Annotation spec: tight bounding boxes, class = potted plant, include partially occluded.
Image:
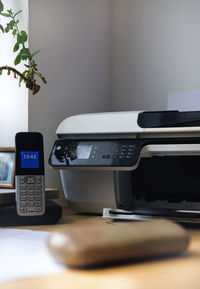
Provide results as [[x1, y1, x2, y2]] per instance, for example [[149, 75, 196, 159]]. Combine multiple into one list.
[[0, 0, 46, 95]]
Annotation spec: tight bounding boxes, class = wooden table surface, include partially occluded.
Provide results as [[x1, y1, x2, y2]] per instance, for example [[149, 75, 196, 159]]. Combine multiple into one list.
[[1, 208, 200, 289]]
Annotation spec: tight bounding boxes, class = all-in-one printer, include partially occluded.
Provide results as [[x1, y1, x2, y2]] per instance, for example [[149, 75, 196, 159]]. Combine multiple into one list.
[[49, 110, 200, 223]]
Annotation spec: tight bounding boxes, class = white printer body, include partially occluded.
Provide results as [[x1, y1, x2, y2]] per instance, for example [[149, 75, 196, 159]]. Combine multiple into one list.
[[49, 111, 200, 222]]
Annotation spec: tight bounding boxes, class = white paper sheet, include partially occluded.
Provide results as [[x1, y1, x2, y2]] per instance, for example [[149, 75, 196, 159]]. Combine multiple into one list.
[[0, 228, 66, 284]]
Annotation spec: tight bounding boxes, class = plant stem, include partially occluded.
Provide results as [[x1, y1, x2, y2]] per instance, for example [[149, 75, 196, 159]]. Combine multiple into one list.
[[0, 65, 27, 80], [0, 65, 40, 95]]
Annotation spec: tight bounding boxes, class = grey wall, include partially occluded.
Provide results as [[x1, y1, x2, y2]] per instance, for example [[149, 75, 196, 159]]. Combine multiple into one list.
[[111, 0, 200, 111], [29, 0, 200, 203], [29, 0, 112, 199]]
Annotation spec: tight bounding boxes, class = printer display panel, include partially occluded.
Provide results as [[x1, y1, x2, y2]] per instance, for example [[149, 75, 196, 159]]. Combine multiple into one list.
[[76, 145, 92, 159], [49, 140, 141, 168]]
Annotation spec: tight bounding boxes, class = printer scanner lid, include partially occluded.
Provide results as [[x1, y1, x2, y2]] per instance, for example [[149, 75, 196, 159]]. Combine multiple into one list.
[[56, 110, 200, 137], [56, 111, 143, 136]]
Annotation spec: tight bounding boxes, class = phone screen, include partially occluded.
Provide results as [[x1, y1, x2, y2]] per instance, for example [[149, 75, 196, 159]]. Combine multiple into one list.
[[15, 132, 44, 175], [21, 151, 39, 168]]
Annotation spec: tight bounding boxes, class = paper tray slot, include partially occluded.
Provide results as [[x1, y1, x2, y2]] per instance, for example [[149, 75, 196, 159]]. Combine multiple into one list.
[[141, 144, 200, 157]]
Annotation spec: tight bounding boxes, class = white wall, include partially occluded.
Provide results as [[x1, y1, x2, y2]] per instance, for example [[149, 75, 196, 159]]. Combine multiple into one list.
[[29, 0, 112, 195], [111, 0, 200, 111], [0, 0, 28, 147]]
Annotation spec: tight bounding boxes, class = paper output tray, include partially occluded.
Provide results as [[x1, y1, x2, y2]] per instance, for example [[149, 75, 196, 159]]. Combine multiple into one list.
[[103, 208, 200, 224]]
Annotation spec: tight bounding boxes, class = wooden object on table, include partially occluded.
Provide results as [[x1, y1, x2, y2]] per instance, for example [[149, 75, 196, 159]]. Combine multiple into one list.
[[2, 209, 200, 289], [47, 219, 189, 267]]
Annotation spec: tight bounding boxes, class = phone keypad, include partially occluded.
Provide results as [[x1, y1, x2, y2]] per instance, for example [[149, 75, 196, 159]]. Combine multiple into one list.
[[16, 175, 45, 216]]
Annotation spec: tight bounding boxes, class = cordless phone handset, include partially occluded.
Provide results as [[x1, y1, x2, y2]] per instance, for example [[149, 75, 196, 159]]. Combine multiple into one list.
[[15, 132, 45, 216]]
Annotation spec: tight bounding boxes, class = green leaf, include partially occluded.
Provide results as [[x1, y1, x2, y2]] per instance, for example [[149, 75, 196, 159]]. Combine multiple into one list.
[[12, 29, 17, 36], [21, 30, 28, 43], [7, 9, 13, 15], [14, 54, 22, 65], [13, 42, 19, 52], [22, 70, 30, 79], [0, 0, 3, 12], [0, 12, 11, 17], [35, 72, 47, 84], [14, 10, 22, 18], [31, 49, 41, 58], [5, 20, 15, 33], [17, 30, 28, 44], [20, 47, 31, 60], [0, 69, 2, 75], [14, 47, 31, 66]]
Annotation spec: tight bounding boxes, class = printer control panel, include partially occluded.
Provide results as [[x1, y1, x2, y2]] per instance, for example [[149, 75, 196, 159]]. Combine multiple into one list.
[[49, 140, 143, 168]]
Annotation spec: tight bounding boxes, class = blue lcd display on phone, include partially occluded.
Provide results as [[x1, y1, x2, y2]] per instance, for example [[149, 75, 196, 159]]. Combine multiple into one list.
[[21, 151, 39, 168]]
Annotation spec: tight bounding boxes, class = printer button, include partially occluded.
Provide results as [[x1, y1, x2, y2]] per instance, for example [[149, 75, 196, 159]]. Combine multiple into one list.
[[103, 155, 111, 159], [128, 147, 135, 151], [126, 155, 133, 159], [128, 148, 134, 151], [56, 145, 62, 150], [121, 148, 127, 152]]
